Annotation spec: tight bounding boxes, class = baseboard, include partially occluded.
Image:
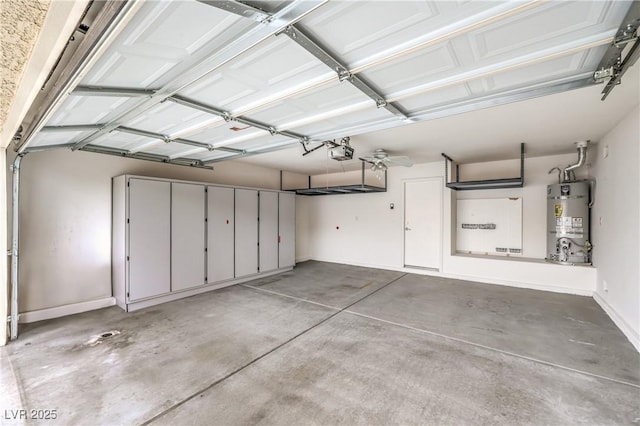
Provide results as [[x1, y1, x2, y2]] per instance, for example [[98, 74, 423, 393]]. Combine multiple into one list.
[[123, 268, 293, 312], [440, 272, 593, 297], [19, 297, 116, 324], [593, 292, 640, 352], [295, 256, 311, 263], [307, 257, 593, 296]]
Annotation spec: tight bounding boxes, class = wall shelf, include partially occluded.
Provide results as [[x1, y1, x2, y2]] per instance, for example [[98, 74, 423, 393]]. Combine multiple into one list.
[[442, 143, 525, 191]]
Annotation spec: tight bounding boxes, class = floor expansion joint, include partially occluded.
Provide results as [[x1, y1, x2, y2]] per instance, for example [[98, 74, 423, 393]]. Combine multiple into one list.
[[141, 274, 408, 425], [242, 277, 639, 390]]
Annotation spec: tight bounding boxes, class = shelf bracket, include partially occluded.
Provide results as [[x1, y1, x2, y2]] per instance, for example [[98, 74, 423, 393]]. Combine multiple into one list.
[[442, 143, 525, 191]]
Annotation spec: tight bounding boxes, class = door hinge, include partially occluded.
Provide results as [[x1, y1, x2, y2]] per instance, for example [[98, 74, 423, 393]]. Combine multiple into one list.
[[205, 276, 207, 281], [127, 256, 130, 261], [205, 248, 208, 252], [127, 181, 130, 187], [205, 218, 208, 222], [127, 218, 130, 224], [594, 66, 615, 83]]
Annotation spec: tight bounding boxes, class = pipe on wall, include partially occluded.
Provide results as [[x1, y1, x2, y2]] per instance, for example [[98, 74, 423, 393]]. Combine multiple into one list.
[[563, 140, 588, 182], [10, 154, 24, 340]]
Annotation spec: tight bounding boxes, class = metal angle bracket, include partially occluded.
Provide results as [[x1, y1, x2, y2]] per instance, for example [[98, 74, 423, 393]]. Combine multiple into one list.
[[278, 25, 407, 119], [71, 86, 156, 97], [116, 126, 216, 152], [593, 1, 640, 100], [168, 95, 311, 143], [80, 144, 212, 169]]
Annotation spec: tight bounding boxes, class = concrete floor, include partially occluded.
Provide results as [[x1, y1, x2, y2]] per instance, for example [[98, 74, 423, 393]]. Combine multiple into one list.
[[2, 261, 639, 425]]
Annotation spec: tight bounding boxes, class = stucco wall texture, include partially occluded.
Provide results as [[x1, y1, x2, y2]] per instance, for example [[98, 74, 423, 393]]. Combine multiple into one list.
[[0, 0, 50, 133]]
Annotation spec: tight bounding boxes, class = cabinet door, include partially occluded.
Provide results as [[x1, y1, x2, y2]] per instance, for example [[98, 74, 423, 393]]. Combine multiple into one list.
[[259, 191, 278, 273], [128, 179, 171, 300], [278, 192, 296, 268], [235, 189, 258, 277], [207, 186, 235, 283], [171, 183, 205, 291]]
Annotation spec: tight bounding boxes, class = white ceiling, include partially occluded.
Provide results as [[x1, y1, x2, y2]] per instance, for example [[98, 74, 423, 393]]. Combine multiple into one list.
[[21, 0, 638, 175]]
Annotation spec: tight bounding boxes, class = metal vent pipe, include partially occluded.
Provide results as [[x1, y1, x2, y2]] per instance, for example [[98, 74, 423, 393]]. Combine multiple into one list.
[[563, 140, 588, 182]]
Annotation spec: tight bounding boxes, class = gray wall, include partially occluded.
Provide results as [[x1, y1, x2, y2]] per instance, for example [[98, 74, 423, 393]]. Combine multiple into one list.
[[592, 106, 640, 350]]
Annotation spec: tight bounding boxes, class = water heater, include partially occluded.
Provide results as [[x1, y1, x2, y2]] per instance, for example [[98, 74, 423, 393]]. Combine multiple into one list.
[[546, 141, 592, 265], [546, 181, 591, 265]]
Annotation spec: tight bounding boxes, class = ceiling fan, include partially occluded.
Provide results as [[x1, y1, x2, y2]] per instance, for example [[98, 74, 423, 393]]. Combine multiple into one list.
[[359, 149, 414, 171]]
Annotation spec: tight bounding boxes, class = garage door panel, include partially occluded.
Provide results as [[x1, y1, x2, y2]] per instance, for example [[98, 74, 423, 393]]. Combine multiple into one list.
[[179, 36, 333, 112], [47, 95, 137, 126], [81, 1, 248, 89], [29, 130, 96, 148]]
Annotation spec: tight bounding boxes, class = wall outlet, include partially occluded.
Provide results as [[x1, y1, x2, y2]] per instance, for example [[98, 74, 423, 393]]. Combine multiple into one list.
[[603, 280, 608, 292], [603, 145, 609, 159]]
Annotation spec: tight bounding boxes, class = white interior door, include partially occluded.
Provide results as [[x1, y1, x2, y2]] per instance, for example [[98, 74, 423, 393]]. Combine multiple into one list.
[[207, 186, 235, 283], [404, 179, 442, 270], [235, 188, 258, 277], [278, 192, 296, 268], [259, 191, 279, 273], [171, 183, 205, 291], [128, 178, 171, 300]]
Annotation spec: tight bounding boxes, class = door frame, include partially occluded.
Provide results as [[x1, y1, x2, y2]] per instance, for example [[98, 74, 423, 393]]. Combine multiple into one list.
[[402, 177, 443, 271]]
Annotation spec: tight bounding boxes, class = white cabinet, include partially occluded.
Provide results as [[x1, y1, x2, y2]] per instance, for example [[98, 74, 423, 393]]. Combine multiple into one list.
[[128, 178, 171, 300], [113, 175, 295, 311], [259, 191, 279, 273], [207, 186, 234, 283], [278, 192, 296, 268], [171, 183, 206, 291], [235, 188, 258, 277]]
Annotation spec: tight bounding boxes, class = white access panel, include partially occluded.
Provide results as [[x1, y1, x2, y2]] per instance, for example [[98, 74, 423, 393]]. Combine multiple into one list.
[[171, 182, 205, 291], [278, 192, 296, 268], [128, 178, 171, 300], [207, 186, 235, 283], [259, 191, 279, 273], [234, 188, 258, 277], [456, 198, 522, 256], [404, 179, 442, 270]]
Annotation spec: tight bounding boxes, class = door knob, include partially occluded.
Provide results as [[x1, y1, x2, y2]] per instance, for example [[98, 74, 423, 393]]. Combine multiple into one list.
[[405, 227, 411, 231]]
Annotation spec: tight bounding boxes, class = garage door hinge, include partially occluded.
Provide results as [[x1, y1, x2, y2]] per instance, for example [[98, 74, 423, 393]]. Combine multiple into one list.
[[594, 66, 615, 83]]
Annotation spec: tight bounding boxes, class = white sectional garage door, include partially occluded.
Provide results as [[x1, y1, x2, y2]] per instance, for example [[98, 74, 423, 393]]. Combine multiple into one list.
[[16, 1, 635, 166]]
